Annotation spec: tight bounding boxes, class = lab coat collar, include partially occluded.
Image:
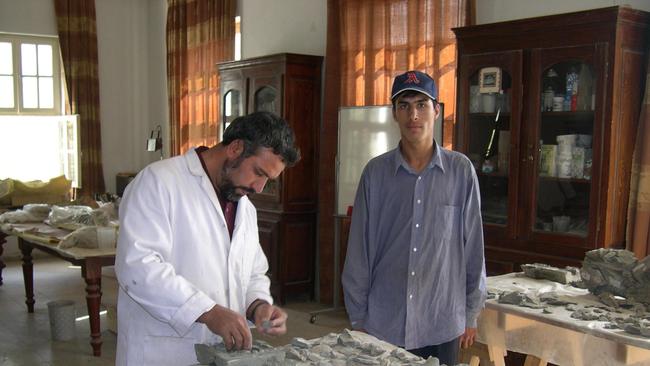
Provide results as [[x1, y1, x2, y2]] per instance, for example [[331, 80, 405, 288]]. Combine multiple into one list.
[[184, 148, 250, 242]]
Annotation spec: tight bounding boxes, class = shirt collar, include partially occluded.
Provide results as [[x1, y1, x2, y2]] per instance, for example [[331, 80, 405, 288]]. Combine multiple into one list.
[[392, 140, 445, 175]]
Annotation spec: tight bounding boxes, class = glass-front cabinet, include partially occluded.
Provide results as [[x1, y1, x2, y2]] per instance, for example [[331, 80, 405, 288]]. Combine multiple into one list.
[[453, 7, 650, 274]]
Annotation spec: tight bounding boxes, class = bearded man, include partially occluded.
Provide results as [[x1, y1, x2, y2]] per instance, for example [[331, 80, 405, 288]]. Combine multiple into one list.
[[115, 111, 300, 366]]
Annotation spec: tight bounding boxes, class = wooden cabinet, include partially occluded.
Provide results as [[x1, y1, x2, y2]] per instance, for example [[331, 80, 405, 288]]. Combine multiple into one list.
[[218, 53, 322, 303], [453, 7, 650, 275]]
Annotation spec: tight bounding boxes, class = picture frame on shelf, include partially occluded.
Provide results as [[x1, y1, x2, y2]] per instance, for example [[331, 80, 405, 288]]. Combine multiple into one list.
[[479, 67, 502, 94]]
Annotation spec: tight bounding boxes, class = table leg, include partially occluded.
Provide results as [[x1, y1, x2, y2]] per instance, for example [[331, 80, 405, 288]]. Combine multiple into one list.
[[0, 232, 7, 286], [487, 345, 507, 366], [18, 239, 35, 313], [82, 258, 103, 357], [524, 355, 548, 366]]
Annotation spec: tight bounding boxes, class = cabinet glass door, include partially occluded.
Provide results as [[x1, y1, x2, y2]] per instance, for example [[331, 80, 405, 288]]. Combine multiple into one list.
[[467, 68, 513, 226], [253, 85, 280, 197], [254, 86, 278, 114], [222, 89, 242, 137], [534, 60, 595, 237]]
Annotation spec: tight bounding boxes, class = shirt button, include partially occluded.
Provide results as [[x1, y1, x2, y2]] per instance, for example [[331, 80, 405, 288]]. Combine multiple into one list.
[[411, 271, 415, 276], [415, 223, 419, 228], [413, 247, 417, 252], [409, 294, 413, 299], [417, 199, 421, 204], [418, 176, 422, 181]]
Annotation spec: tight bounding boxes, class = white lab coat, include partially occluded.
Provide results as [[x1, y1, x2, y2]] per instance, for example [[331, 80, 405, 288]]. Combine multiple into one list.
[[115, 148, 273, 366]]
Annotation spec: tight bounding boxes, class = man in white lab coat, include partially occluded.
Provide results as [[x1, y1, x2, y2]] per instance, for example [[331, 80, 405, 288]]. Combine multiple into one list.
[[115, 111, 300, 365]]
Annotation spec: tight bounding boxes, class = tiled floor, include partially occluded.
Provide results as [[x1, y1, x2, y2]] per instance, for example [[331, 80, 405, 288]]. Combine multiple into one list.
[[0, 258, 349, 365]]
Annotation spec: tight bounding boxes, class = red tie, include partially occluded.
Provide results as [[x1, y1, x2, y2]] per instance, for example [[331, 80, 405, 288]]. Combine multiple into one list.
[[224, 201, 235, 239]]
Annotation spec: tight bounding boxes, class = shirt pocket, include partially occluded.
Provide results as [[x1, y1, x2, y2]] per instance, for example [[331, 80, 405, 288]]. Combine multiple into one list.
[[433, 205, 461, 243]]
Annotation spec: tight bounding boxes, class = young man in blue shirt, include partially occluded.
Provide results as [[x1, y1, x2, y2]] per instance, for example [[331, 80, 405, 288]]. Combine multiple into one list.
[[342, 70, 487, 365]]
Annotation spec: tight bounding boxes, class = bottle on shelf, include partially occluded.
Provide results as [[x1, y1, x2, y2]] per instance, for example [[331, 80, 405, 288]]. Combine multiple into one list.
[[543, 68, 561, 111], [482, 108, 501, 173], [565, 67, 579, 112]]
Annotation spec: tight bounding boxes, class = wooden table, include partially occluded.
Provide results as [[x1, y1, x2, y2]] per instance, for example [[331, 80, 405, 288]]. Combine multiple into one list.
[[1, 223, 115, 357], [464, 273, 650, 366]]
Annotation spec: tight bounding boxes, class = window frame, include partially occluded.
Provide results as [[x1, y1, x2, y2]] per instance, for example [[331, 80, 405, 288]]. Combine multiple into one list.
[[0, 33, 62, 115]]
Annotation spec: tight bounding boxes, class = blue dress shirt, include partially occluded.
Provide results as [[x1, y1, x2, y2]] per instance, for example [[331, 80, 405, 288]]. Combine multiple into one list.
[[342, 142, 487, 349]]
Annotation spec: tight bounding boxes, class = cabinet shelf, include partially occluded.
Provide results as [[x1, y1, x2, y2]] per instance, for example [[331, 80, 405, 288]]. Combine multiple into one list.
[[541, 111, 593, 118], [469, 112, 511, 118], [478, 171, 508, 178], [538, 176, 591, 184]]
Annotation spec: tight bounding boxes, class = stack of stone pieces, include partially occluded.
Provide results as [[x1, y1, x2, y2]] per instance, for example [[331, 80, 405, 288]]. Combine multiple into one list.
[[195, 329, 450, 366], [493, 249, 650, 338]]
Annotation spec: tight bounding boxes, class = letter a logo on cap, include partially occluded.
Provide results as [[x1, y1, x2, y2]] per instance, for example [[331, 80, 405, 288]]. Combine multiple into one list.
[[405, 72, 420, 84]]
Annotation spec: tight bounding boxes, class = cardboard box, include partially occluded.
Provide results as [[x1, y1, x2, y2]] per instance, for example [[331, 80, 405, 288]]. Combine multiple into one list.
[[539, 145, 557, 177]]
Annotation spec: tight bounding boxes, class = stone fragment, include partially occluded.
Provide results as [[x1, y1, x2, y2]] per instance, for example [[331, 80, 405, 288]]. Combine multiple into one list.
[[291, 337, 312, 349], [521, 263, 581, 284], [351, 354, 381, 365], [539, 292, 576, 306], [498, 291, 543, 309], [581, 249, 650, 304], [286, 348, 307, 361], [261, 320, 273, 332]]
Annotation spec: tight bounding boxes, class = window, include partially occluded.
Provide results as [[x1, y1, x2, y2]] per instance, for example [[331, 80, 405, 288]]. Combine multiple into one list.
[[0, 33, 62, 114], [0, 33, 80, 188], [235, 16, 241, 61]]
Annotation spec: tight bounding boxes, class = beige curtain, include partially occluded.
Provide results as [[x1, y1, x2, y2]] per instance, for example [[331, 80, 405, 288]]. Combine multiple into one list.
[[167, 0, 236, 155], [627, 64, 650, 257], [54, 0, 105, 196], [318, 0, 472, 305]]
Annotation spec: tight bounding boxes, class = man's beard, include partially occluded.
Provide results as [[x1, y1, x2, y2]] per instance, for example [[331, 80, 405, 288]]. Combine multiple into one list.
[[217, 157, 255, 202]]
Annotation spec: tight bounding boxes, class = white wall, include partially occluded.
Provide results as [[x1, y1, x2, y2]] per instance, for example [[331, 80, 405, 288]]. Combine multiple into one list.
[[476, 0, 650, 24], [95, 0, 168, 194], [239, 0, 327, 58]]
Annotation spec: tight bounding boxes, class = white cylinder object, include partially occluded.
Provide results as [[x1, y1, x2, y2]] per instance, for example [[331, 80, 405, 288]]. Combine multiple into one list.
[[47, 300, 76, 341], [482, 93, 496, 113]]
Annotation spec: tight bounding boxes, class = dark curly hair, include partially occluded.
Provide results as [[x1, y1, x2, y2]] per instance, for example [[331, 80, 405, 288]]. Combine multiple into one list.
[[222, 111, 301, 167]]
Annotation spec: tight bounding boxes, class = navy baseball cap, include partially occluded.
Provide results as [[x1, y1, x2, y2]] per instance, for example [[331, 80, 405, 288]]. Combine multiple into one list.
[[390, 70, 438, 102]]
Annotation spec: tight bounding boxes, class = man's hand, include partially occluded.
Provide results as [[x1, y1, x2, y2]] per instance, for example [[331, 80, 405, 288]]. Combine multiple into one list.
[[253, 303, 288, 336], [197, 304, 252, 351], [459, 327, 477, 349]]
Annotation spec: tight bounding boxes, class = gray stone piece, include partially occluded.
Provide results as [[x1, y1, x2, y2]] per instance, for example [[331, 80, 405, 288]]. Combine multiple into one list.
[[581, 248, 650, 304], [291, 337, 312, 349], [570, 308, 610, 321], [520, 263, 581, 284], [539, 291, 577, 306], [565, 304, 578, 311], [261, 320, 273, 332], [497, 291, 544, 309], [194, 341, 285, 366]]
